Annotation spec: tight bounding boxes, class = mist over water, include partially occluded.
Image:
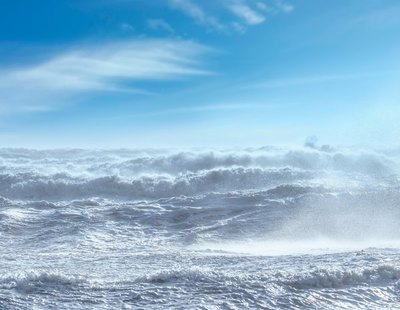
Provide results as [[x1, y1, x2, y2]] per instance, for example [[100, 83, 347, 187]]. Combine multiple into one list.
[[1, 145, 400, 309]]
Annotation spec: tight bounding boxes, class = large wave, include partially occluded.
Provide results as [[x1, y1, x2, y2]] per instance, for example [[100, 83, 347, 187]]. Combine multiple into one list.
[[0, 146, 398, 201], [0, 167, 310, 200], [0, 146, 397, 176]]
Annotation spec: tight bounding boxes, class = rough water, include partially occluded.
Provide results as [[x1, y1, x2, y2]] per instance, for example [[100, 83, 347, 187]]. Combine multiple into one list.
[[1, 146, 400, 309]]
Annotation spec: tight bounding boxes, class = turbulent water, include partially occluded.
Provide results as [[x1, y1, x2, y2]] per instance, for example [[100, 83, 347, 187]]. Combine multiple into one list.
[[1, 146, 400, 309]]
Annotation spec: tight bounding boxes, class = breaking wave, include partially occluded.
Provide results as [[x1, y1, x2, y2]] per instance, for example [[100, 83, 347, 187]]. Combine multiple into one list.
[[0, 147, 397, 176], [0, 168, 310, 200], [0, 146, 398, 201], [284, 265, 400, 289], [137, 264, 400, 290]]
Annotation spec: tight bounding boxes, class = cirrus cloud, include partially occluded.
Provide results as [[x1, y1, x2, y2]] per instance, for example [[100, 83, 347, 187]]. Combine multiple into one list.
[[168, 0, 293, 32], [0, 39, 213, 114]]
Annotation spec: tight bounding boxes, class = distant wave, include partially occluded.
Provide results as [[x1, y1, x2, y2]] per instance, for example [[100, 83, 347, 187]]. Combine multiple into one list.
[[137, 264, 400, 290], [0, 168, 309, 200], [0, 147, 396, 177], [0, 146, 398, 201], [284, 265, 400, 289], [102, 149, 394, 176]]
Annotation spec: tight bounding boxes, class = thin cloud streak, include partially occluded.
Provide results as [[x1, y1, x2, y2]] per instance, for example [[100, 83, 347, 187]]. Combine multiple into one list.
[[249, 73, 377, 89], [0, 39, 213, 113], [107, 102, 285, 121], [346, 3, 400, 29]]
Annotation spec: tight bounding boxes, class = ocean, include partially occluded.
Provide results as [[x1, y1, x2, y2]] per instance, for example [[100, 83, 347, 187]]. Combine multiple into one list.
[[1, 146, 400, 309]]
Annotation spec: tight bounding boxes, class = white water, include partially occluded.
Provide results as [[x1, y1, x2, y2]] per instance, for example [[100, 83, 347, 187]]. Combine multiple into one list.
[[1, 146, 400, 309]]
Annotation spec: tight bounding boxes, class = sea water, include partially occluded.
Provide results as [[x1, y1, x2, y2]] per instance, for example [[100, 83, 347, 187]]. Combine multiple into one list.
[[1, 146, 400, 309]]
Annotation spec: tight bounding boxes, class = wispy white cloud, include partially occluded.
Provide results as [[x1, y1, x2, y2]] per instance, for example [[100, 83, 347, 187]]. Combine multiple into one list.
[[120, 22, 135, 32], [169, 102, 277, 113], [273, 0, 294, 13], [108, 102, 282, 120], [147, 19, 175, 34], [79, 0, 293, 34], [229, 2, 266, 25], [168, 0, 225, 30], [255, 1, 269, 11], [168, 0, 293, 32], [347, 3, 400, 29], [0, 40, 213, 113]]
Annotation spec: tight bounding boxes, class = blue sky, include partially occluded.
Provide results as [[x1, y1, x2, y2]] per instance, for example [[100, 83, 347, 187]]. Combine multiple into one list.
[[0, 0, 399, 148]]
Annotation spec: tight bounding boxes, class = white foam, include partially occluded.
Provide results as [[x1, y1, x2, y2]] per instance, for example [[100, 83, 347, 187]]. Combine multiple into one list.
[[192, 239, 400, 256]]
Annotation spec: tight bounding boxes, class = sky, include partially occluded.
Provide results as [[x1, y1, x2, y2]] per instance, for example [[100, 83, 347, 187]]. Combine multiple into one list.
[[0, 0, 399, 148]]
